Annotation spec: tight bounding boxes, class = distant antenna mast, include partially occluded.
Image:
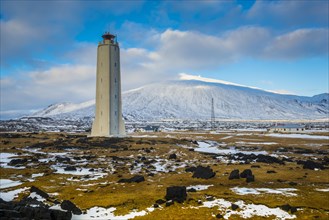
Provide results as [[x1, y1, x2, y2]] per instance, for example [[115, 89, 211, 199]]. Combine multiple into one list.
[[211, 98, 215, 130]]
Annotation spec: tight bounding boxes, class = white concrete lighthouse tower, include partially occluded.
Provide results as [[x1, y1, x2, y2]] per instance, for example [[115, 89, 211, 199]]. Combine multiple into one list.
[[90, 32, 126, 137]]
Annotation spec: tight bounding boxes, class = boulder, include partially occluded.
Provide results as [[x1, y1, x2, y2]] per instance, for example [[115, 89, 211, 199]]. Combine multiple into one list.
[[267, 170, 277, 174], [192, 166, 216, 179], [8, 158, 27, 166], [165, 186, 187, 203], [61, 200, 82, 215], [229, 169, 240, 180], [216, 213, 223, 218], [118, 175, 145, 183], [246, 175, 255, 183], [185, 166, 197, 173], [231, 203, 239, 210], [30, 186, 49, 199], [168, 153, 177, 160], [240, 169, 252, 178], [301, 160, 324, 170], [64, 166, 77, 171]]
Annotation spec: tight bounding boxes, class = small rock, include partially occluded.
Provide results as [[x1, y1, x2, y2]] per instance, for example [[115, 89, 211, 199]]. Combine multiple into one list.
[[155, 199, 166, 205], [192, 166, 216, 179], [8, 158, 27, 166], [169, 154, 177, 160], [118, 175, 145, 183], [246, 175, 255, 183], [240, 169, 252, 178], [165, 186, 187, 203], [30, 186, 49, 199], [231, 203, 239, 210], [187, 188, 197, 192], [267, 170, 277, 174], [64, 166, 77, 171], [61, 200, 82, 215], [229, 169, 240, 180], [216, 213, 223, 218], [185, 166, 197, 173], [289, 182, 297, 186]]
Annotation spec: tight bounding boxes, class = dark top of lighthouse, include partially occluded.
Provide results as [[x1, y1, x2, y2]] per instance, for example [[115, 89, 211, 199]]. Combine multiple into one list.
[[102, 32, 115, 40]]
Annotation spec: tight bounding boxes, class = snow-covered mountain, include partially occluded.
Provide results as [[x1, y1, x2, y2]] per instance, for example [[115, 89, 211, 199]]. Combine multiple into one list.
[[31, 77, 329, 121]]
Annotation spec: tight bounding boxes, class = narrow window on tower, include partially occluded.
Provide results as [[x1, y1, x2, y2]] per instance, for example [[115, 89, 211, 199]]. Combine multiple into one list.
[[115, 111, 117, 116], [115, 94, 117, 99], [115, 78, 117, 83], [115, 62, 117, 67]]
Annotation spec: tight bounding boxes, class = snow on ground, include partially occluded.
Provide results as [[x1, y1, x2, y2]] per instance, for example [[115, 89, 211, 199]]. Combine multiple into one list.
[[201, 198, 296, 219], [315, 188, 329, 192], [0, 179, 22, 189], [235, 141, 277, 145], [231, 187, 298, 196], [265, 133, 329, 140], [71, 206, 155, 220], [0, 187, 29, 201], [196, 141, 268, 155], [186, 185, 213, 191]]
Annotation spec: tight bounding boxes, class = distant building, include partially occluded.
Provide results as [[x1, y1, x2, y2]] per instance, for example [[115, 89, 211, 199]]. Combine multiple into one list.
[[268, 124, 306, 133], [134, 125, 160, 132]]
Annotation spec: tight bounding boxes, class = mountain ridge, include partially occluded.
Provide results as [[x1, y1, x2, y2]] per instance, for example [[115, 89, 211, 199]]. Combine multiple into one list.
[[30, 78, 329, 121]]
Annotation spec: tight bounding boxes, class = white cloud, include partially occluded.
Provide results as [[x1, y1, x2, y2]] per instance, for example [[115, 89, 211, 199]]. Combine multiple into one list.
[[1, 27, 328, 113]]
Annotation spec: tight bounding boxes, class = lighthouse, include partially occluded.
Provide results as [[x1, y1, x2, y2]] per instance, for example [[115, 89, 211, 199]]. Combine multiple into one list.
[[90, 32, 126, 137]]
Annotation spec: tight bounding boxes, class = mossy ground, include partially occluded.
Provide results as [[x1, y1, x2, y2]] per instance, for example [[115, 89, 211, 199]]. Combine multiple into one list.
[[0, 131, 328, 219]]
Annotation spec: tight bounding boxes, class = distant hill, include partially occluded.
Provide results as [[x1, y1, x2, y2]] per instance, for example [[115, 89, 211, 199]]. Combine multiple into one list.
[[31, 77, 329, 121]]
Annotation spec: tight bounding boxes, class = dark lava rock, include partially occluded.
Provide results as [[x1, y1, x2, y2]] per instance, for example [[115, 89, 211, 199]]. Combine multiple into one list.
[[153, 203, 159, 208], [246, 175, 255, 183], [165, 200, 174, 207], [267, 170, 277, 174], [64, 166, 77, 171], [55, 156, 70, 163], [8, 158, 27, 166], [280, 204, 297, 213], [61, 200, 82, 215], [240, 169, 252, 178], [289, 182, 297, 186], [30, 186, 49, 199], [118, 175, 145, 183], [165, 186, 187, 203], [251, 165, 261, 168], [185, 166, 197, 173], [0, 197, 71, 220], [192, 166, 216, 179], [216, 213, 224, 218], [298, 160, 324, 170], [187, 188, 197, 192], [169, 153, 177, 160], [229, 153, 285, 165], [155, 199, 166, 205], [231, 203, 239, 210], [229, 169, 240, 180]]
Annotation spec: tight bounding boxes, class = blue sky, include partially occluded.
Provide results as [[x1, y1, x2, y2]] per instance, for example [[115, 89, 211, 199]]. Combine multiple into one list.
[[0, 0, 328, 118]]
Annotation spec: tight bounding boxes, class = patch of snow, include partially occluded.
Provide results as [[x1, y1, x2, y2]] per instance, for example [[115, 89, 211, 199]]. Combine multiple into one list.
[[196, 141, 268, 155], [236, 141, 277, 145], [315, 188, 329, 192], [32, 173, 44, 178], [231, 187, 298, 196], [187, 185, 213, 191], [72, 206, 155, 220], [0, 179, 22, 189], [201, 198, 296, 219], [29, 192, 46, 202], [0, 187, 29, 201]]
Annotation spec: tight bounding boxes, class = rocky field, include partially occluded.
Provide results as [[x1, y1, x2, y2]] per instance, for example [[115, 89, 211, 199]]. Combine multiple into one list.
[[0, 130, 328, 219]]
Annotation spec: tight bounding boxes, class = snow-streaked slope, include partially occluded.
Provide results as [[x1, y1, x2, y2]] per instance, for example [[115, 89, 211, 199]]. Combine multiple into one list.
[[32, 79, 329, 121]]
